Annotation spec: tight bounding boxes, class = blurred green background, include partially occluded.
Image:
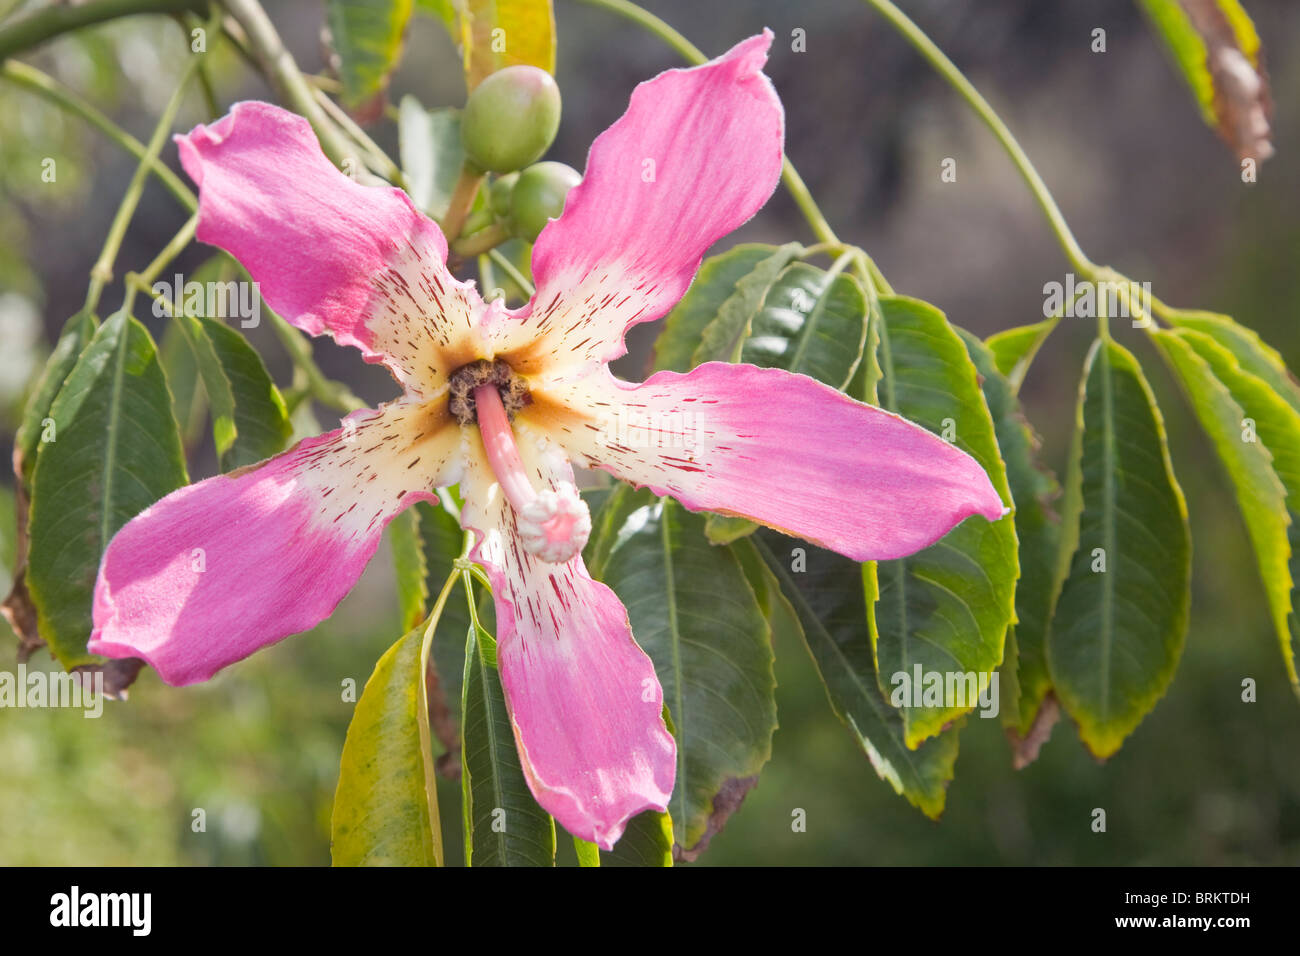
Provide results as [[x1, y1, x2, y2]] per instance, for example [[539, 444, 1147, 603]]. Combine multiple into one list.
[[1, 0, 1298, 865]]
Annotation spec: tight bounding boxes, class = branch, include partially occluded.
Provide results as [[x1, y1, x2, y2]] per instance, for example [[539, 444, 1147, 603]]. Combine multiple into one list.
[[221, 0, 362, 174], [0, 0, 205, 62]]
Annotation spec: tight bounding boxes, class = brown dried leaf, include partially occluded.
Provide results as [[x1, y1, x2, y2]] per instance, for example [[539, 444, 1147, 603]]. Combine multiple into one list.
[[673, 775, 758, 863], [424, 646, 461, 778], [1006, 692, 1061, 770], [1180, 0, 1273, 161], [72, 658, 145, 700]]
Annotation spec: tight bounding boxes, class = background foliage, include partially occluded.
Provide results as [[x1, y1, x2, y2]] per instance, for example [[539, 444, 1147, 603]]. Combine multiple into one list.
[[1, 0, 1298, 865]]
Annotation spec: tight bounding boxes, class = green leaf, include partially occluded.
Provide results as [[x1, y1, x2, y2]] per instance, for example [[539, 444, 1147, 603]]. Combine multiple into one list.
[[984, 316, 1060, 393], [601, 809, 673, 867], [858, 291, 885, 404], [572, 836, 600, 867], [162, 258, 292, 472], [26, 310, 188, 669], [591, 488, 776, 857], [198, 317, 292, 471], [870, 296, 1018, 747], [332, 619, 444, 866], [390, 508, 429, 633], [1047, 338, 1190, 759], [1162, 308, 1300, 417], [691, 243, 803, 367], [459, 0, 556, 90], [416, 500, 471, 721], [703, 513, 758, 546], [415, 0, 458, 31], [730, 537, 805, 664], [1137, 0, 1271, 159], [460, 622, 556, 866], [757, 536, 960, 819], [158, 317, 207, 449], [169, 311, 237, 464], [1156, 327, 1300, 688], [657, 245, 867, 552], [960, 330, 1061, 742], [398, 98, 466, 220], [653, 244, 783, 374], [326, 0, 415, 109], [998, 625, 1022, 726], [14, 309, 96, 490], [740, 260, 868, 390]]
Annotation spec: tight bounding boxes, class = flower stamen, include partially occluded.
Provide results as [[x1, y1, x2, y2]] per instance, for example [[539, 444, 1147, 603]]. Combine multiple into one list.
[[448, 358, 530, 425], [474, 383, 591, 563]]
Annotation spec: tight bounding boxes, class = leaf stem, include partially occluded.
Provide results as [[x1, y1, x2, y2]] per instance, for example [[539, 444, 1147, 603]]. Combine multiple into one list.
[[570, 0, 705, 63], [780, 159, 839, 246], [450, 221, 510, 258], [221, 0, 360, 172], [569, 0, 843, 247], [860, 0, 1096, 276], [441, 165, 485, 242], [0, 0, 204, 62], [267, 313, 365, 413], [137, 214, 199, 288], [478, 254, 498, 300], [312, 85, 405, 185], [417, 566, 461, 868], [488, 248, 535, 298], [120, 213, 198, 315], [84, 23, 209, 313]]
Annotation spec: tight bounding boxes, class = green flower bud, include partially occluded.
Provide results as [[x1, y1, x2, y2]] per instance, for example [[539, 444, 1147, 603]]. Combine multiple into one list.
[[461, 66, 561, 174], [490, 172, 519, 220], [510, 161, 582, 242]]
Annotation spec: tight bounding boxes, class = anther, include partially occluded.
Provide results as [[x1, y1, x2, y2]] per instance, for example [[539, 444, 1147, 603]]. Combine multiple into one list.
[[448, 358, 530, 425]]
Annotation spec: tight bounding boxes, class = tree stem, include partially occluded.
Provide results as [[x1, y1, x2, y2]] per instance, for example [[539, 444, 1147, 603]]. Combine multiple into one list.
[[312, 85, 404, 185], [0, 0, 204, 62], [135, 213, 199, 288], [488, 248, 535, 298], [451, 221, 510, 258], [860, 0, 1096, 276], [85, 27, 208, 313], [570, 0, 843, 247], [440, 165, 485, 241], [221, 0, 360, 172], [267, 313, 366, 413]]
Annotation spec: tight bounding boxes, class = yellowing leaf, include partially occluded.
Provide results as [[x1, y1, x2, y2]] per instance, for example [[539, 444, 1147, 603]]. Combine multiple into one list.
[[332, 620, 444, 866], [1048, 339, 1190, 759], [460, 0, 556, 89], [327, 0, 416, 111]]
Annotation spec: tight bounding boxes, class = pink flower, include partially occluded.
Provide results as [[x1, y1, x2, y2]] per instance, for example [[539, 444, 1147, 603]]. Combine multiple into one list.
[[87, 32, 1004, 848]]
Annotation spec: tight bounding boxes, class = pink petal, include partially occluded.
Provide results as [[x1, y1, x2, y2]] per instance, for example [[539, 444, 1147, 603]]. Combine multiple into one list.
[[527, 363, 1008, 562], [176, 101, 483, 391], [490, 32, 784, 381], [89, 401, 463, 685], [460, 437, 675, 849]]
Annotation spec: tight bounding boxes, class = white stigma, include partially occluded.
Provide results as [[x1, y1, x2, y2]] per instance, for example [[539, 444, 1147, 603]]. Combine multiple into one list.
[[516, 483, 592, 564]]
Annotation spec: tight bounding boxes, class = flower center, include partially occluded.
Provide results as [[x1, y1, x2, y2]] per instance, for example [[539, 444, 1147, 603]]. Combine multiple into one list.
[[468, 365, 591, 565], [448, 358, 531, 425]]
